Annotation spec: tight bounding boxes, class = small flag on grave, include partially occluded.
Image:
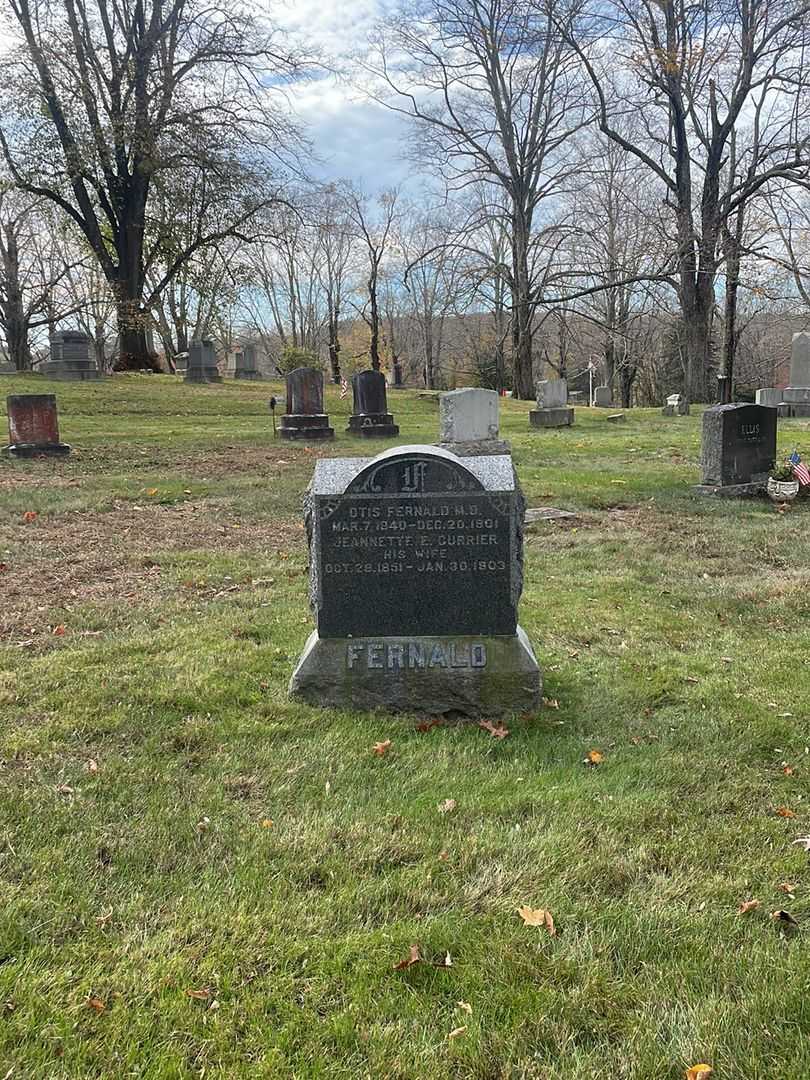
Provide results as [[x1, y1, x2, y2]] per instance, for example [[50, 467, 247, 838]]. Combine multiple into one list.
[[789, 450, 810, 487]]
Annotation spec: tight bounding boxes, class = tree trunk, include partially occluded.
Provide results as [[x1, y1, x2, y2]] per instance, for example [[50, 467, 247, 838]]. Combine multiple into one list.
[[681, 297, 714, 402], [511, 211, 534, 399], [619, 364, 636, 408], [2, 229, 32, 370], [115, 295, 158, 370], [328, 303, 341, 383]]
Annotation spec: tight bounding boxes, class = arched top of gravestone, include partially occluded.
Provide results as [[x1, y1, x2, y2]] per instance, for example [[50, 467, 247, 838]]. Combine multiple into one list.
[[352, 369, 387, 414], [346, 444, 484, 496], [286, 366, 324, 415]]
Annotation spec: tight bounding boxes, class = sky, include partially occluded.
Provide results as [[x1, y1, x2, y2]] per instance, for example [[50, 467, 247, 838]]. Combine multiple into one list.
[[271, 0, 415, 191]]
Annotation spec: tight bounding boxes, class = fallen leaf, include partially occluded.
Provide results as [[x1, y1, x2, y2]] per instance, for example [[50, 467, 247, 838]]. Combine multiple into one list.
[[457, 1001, 472, 1015], [86, 996, 106, 1012], [415, 718, 443, 732], [738, 899, 760, 914], [85, 759, 99, 774], [22, 511, 38, 523], [260, 819, 273, 828], [393, 944, 422, 971], [771, 909, 799, 928], [447, 1026, 467, 1040], [146, 488, 158, 496], [439, 850, 449, 861], [438, 799, 456, 814], [775, 807, 797, 818], [778, 882, 797, 897], [542, 697, 559, 709], [518, 906, 556, 935], [52, 624, 66, 636], [584, 749, 604, 765], [186, 988, 211, 1000], [55, 784, 74, 795], [783, 764, 795, 776], [479, 719, 509, 739], [685, 1066, 712, 1080], [373, 739, 392, 756], [196, 816, 211, 833]]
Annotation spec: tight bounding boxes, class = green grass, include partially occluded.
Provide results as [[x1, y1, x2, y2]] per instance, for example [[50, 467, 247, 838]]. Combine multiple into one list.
[[2, 374, 810, 1079]]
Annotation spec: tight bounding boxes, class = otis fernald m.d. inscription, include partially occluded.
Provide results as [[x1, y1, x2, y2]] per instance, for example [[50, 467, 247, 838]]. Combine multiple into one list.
[[289, 445, 540, 717]]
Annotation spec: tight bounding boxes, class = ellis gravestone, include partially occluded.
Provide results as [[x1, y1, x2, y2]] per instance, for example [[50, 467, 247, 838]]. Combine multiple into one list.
[[697, 403, 776, 495]]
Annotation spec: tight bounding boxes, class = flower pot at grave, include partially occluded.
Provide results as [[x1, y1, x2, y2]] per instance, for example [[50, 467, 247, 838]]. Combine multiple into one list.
[[767, 477, 800, 503]]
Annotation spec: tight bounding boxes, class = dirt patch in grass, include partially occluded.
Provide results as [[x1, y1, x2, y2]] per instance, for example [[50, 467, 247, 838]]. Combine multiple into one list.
[[0, 500, 305, 642]]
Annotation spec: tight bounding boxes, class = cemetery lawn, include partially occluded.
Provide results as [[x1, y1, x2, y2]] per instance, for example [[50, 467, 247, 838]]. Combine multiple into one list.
[[3, 375, 810, 1080]]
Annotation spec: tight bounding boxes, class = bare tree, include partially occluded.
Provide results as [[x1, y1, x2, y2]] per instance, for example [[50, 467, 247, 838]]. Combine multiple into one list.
[[373, 0, 588, 398], [563, 0, 810, 400], [1, 0, 306, 369], [347, 187, 400, 372]]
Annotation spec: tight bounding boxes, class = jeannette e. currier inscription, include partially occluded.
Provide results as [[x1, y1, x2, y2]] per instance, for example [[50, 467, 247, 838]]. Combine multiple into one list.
[[289, 445, 541, 718], [317, 452, 515, 637]]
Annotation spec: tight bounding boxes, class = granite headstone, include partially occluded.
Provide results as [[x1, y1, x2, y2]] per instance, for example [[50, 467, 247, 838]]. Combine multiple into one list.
[[697, 403, 776, 495], [530, 378, 574, 428], [755, 388, 781, 408], [662, 393, 689, 416], [43, 331, 100, 381], [593, 385, 612, 408], [289, 445, 541, 716], [185, 339, 222, 383], [280, 367, 334, 441], [780, 332, 810, 417], [439, 388, 509, 455], [346, 370, 399, 438], [4, 394, 70, 456], [234, 344, 261, 380]]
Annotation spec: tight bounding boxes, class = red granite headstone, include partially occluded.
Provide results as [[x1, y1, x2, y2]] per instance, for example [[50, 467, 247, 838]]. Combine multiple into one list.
[[5, 395, 70, 456]]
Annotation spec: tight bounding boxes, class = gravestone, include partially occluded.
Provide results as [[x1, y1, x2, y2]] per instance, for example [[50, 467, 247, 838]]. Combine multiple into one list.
[[593, 385, 612, 408], [696, 403, 776, 496], [0, 361, 16, 375], [43, 331, 100, 381], [184, 339, 222, 383], [662, 393, 689, 416], [346, 369, 399, 438], [3, 395, 70, 456], [780, 332, 810, 417], [530, 378, 574, 428], [755, 388, 781, 408], [439, 388, 509, 455], [289, 445, 541, 716], [280, 367, 334, 441], [234, 344, 260, 380]]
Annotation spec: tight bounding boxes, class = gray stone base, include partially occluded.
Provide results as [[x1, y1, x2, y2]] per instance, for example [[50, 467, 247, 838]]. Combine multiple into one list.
[[234, 370, 262, 380], [780, 403, 810, 418], [529, 407, 574, 428], [289, 627, 541, 718], [280, 414, 334, 441], [184, 369, 222, 383], [607, 413, 626, 423], [42, 362, 100, 381], [783, 387, 810, 404], [694, 481, 767, 498], [347, 413, 399, 437], [3, 441, 71, 457], [438, 439, 511, 457]]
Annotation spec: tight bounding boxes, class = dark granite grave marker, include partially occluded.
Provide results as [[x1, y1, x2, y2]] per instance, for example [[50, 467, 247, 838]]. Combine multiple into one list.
[[234, 344, 260, 380], [697, 403, 776, 496], [280, 367, 334, 441], [185, 339, 222, 383], [43, 331, 100, 381], [4, 395, 70, 456], [289, 445, 541, 716], [346, 369, 399, 438]]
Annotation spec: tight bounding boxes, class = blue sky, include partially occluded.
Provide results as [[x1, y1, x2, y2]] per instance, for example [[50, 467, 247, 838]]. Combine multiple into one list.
[[273, 0, 414, 191]]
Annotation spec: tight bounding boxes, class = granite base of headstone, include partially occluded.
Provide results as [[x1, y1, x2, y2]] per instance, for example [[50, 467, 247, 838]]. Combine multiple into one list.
[[780, 331, 810, 417], [280, 366, 334, 441], [438, 388, 509, 456], [234, 344, 261, 380], [755, 388, 781, 408], [695, 403, 776, 497], [346, 369, 399, 438], [606, 412, 626, 423], [0, 362, 16, 375], [184, 339, 222, 383], [289, 445, 541, 717], [593, 386, 613, 408], [43, 332, 100, 381], [3, 394, 70, 456], [662, 393, 689, 416], [530, 378, 574, 428]]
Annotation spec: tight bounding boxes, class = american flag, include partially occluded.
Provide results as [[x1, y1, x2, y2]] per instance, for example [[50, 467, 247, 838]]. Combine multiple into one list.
[[790, 450, 810, 487], [339, 377, 349, 399]]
